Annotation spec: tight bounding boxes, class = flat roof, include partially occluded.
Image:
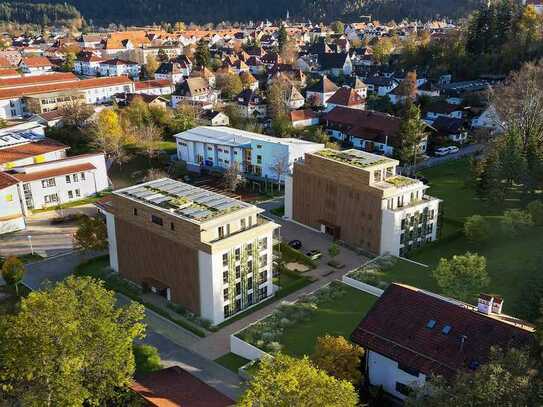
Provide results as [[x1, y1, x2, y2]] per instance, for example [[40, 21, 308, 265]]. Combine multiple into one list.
[[115, 178, 253, 224], [175, 126, 321, 148], [313, 148, 396, 169]]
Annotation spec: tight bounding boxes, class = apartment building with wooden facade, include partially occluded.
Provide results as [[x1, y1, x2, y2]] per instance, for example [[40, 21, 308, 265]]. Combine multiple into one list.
[[285, 149, 441, 256], [101, 178, 280, 325]]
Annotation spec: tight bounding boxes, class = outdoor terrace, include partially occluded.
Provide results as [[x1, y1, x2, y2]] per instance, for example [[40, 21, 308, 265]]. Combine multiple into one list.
[[314, 148, 396, 169]]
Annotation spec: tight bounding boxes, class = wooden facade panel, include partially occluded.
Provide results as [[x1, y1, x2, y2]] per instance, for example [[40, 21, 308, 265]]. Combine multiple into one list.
[[292, 156, 384, 254], [115, 216, 201, 314]]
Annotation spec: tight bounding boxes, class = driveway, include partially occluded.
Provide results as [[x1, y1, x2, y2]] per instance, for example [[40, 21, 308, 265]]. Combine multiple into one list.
[[0, 205, 98, 258], [415, 143, 484, 170], [20, 251, 244, 400]]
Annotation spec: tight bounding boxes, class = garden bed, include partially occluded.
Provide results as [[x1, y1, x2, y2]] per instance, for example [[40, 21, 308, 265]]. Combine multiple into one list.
[[277, 242, 316, 270], [235, 281, 377, 357]]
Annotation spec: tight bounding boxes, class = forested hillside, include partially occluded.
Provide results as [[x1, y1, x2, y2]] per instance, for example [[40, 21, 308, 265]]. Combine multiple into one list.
[[0, 2, 81, 26], [3, 0, 484, 26]]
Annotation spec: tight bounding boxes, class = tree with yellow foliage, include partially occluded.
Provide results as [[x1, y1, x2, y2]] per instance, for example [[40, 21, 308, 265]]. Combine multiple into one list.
[[311, 335, 364, 385], [92, 109, 130, 164]]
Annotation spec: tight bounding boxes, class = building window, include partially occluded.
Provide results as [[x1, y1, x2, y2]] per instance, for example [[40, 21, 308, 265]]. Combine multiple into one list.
[[395, 382, 412, 397], [218, 226, 225, 239], [75, 189, 80, 198], [224, 305, 229, 317], [259, 271, 268, 283], [235, 248, 241, 261], [374, 170, 382, 182], [133, 208, 138, 216], [73, 174, 79, 182], [248, 277, 253, 289], [246, 243, 253, 253], [235, 265, 241, 278], [65, 175, 71, 184], [223, 288, 228, 300], [256, 155, 262, 164], [44, 194, 59, 204], [81, 172, 86, 180], [247, 293, 253, 305], [223, 270, 228, 283], [41, 178, 56, 188], [151, 215, 163, 226], [241, 218, 246, 230], [68, 191, 73, 199], [222, 253, 228, 266], [235, 282, 241, 295], [256, 144, 262, 149], [170, 222, 175, 231], [259, 237, 267, 250], [235, 299, 241, 311], [260, 254, 267, 266]]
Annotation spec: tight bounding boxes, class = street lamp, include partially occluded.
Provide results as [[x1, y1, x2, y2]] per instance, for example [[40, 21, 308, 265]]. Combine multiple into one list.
[[27, 235, 34, 255]]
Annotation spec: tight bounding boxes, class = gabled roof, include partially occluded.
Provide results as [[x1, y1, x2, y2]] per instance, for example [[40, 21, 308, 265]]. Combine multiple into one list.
[[101, 58, 138, 66], [134, 79, 172, 91], [235, 89, 265, 106], [327, 86, 365, 106], [131, 366, 234, 407], [19, 56, 52, 68], [351, 283, 534, 379], [318, 52, 349, 70], [290, 109, 317, 122], [155, 62, 186, 75], [177, 77, 210, 97], [432, 116, 465, 133], [0, 138, 68, 164], [0, 171, 18, 189], [306, 75, 338, 94]]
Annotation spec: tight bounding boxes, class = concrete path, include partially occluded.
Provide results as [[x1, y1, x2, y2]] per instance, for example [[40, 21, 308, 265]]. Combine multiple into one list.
[[415, 144, 484, 170]]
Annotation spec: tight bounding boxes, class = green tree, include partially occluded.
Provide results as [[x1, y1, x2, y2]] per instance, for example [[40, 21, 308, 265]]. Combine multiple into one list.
[[433, 252, 489, 302], [501, 209, 534, 236], [194, 39, 210, 68], [527, 200, 543, 225], [74, 215, 108, 251], [328, 242, 340, 259], [277, 25, 288, 52], [311, 335, 364, 385], [406, 347, 540, 407], [133, 344, 162, 375], [61, 51, 76, 72], [330, 20, 344, 34], [1, 256, 25, 295], [170, 103, 198, 133], [238, 353, 358, 407], [0, 276, 145, 406], [398, 103, 427, 172], [464, 215, 490, 242]]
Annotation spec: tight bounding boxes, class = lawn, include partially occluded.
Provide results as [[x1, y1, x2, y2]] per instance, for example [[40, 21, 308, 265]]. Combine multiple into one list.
[[385, 158, 543, 317], [214, 353, 250, 373], [109, 154, 169, 189], [279, 284, 377, 357]]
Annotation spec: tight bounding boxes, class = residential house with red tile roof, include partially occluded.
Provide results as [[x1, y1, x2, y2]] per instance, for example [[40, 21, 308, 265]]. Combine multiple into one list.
[[131, 366, 234, 407], [18, 56, 54, 75], [351, 283, 534, 400], [325, 86, 366, 111]]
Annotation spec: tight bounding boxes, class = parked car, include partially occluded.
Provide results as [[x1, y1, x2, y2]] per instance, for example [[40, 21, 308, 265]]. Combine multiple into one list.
[[306, 249, 322, 260], [447, 146, 460, 154], [434, 147, 450, 156], [288, 240, 302, 250]]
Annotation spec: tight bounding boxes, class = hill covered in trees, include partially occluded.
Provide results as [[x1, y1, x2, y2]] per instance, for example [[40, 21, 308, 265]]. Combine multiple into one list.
[[5, 0, 484, 26], [0, 2, 82, 26]]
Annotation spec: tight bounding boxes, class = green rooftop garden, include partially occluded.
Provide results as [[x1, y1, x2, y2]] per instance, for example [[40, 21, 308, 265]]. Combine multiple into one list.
[[385, 175, 419, 187], [315, 149, 392, 169]]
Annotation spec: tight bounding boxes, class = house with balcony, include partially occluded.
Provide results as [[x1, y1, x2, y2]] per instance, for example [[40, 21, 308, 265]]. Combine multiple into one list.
[[285, 149, 441, 256], [99, 178, 280, 325], [174, 126, 323, 182]]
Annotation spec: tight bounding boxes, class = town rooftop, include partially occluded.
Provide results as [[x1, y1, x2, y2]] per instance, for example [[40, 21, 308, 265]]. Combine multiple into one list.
[[314, 148, 396, 169]]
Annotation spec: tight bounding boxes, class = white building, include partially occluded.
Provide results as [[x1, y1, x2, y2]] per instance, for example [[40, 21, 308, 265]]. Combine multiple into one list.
[[0, 172, 25, 234], [99, 178, 280, 325], [74, 54, 104, 76], [351, 284, 535, 400], [98, 59, 141, 79], [174, 126, 324, 181], [9, 153, 109, 211]]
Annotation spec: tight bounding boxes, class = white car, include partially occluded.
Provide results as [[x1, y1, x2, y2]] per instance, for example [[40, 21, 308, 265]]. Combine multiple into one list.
[[434, 147, 450, 156], [447, 146, 460, 154]]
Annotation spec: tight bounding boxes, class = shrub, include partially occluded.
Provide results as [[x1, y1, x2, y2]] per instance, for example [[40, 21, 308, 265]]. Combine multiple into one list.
[[501, 209, 534, 237], [133, 344, 162, 375], [464, 215, 490, 242], [527, 200, 543, 226]]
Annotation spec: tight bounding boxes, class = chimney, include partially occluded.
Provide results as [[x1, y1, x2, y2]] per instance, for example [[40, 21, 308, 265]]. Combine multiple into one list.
[[477, 293, 503, 315]]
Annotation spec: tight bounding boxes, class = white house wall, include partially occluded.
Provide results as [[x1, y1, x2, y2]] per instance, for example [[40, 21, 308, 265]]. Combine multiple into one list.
[[0, 183, 25, 234]]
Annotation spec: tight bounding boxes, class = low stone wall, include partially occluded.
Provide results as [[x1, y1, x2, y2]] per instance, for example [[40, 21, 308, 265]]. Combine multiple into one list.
[[342, 275, 383, 297], [230, 334, 270, 361]]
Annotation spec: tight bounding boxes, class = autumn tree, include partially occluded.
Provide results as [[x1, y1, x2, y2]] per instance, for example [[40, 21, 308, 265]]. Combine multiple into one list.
[[0, 276, 145, 406], [60, 99, 94, 128], [92, 108, 130, 164], [1, 256, 25, 295], [280, 39, 298, 65], [268, 154, 290, 188], [216, 72, 243, 99], [372, 37, 394, 64], [311, 335, 364, 385], [170, 102, 198, 133], [397, 70, 418, 100], [266, 79, 288, 120], [134, 123, 163, 161], [223, 161, 243, 192], [144, 55, 159, 78], [74, 215, 107, 251], [330, 20, 345, 34], [238, 353, 358, 407], [433, 252, 489, 303]]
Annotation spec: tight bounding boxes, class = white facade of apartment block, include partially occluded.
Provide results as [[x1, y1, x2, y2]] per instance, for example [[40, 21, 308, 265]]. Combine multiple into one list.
[[174, 126, 324, 181], [0, 180, 25, 234], [367, 351, 427, 400], [98, 63, 141, 79], [11, 153, 109, 211]]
